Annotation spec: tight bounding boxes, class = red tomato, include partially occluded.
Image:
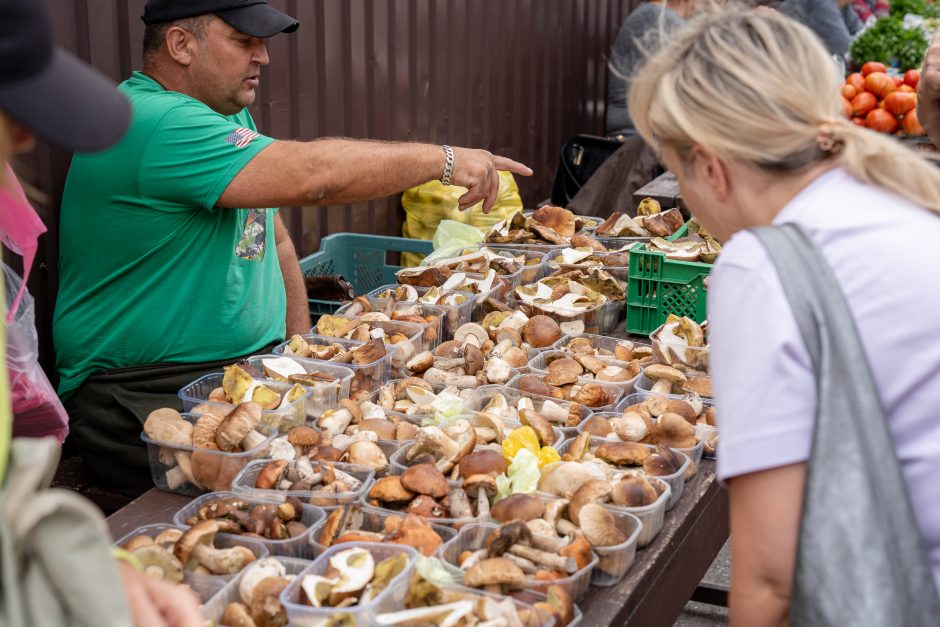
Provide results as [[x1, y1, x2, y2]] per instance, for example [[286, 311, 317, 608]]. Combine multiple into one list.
[[866, 108, 899, 134], [899, 84, 917, 93], [865, 72, 896, 98], [893, 75, 904, 87], [884, 92, 916, 116], [851, 116, 867, 126], [905, 69, 921, 89], [862, 61, 887, 77], [842, 84, 858, 100], [851, 91, 878, 116], [846, 72, 866, 93], [902, 109, 925, 135]]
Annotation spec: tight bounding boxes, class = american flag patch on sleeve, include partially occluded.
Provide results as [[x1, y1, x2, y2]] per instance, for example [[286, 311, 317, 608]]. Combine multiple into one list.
[[225, 127, 260, 148]]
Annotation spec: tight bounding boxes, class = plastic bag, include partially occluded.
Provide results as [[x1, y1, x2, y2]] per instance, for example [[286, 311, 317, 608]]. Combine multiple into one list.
[[4, 262, 68, 442], [419, 220, 483, 266], [401, 171, 523, 266]]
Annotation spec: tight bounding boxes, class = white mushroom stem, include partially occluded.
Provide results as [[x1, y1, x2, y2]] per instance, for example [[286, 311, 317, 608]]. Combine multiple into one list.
[[529, 533, 569, 554], [651, 379, 673, 395], [477, 486, 490, 518], [332, 468, 363, 491], [556, 519, 580, 536], [193, 544, 254, 575], [503, 553, 538, 574], [448, 488, 474, 519], [319, 409, 353, 436], [241, 430, 267, 451], [507, 545, 576, 573], [460, 549, 489, 571], [488, 339, 514, 358]]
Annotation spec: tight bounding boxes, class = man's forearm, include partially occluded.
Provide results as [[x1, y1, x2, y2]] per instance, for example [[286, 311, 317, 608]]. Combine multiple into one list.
[[275, 220, 311, 337], [917, 99, 940, 148]]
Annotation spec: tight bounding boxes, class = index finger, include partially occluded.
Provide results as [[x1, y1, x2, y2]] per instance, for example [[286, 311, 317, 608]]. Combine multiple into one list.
[[492, 155, 533, 177]]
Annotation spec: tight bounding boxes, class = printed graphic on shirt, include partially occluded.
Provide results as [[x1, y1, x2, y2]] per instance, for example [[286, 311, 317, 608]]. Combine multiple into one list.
[[235, 209, 267, 261], [225, 127, 260, 148]]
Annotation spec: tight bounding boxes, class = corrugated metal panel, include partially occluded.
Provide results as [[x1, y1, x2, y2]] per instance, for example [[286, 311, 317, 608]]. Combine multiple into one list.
[[18, 0, 641, 374]]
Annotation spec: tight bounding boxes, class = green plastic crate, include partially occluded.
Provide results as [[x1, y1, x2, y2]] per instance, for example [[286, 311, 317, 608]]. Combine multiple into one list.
[[300, 233, 433, 317], [625, 240, 712, 336]]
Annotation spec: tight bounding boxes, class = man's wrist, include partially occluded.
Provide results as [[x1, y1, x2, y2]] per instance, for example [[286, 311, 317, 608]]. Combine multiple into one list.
[[440, 145, 455, 186]]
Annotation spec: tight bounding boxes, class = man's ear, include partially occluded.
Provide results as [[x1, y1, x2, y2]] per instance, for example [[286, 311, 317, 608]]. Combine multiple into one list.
[[690, 144, 731, 201], [164, 26, 195, 66]]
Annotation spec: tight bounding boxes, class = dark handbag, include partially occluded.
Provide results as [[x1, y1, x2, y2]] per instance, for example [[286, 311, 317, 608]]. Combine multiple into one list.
[[550, 134, 623, 207], [752, 223, 940, 626]]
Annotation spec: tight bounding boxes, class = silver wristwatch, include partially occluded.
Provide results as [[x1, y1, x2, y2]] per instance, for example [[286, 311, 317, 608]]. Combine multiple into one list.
[[441, 145, 455, 186]]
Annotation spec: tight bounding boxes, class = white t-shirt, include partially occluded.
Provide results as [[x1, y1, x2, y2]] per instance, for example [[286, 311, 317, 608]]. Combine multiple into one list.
[[710, 167, 940, 585]]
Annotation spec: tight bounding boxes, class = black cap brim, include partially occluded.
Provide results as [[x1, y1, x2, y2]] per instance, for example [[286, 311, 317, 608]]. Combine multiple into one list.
[[0, 47, 130, 153], [215, 3, 299, 38]]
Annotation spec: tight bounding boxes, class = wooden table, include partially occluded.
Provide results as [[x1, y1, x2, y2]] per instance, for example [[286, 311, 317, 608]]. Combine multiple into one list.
[[107, 461, 728, 627]]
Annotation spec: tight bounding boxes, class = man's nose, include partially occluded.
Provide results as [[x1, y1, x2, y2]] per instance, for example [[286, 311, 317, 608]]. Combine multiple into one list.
[[253, 39, 270, 66]]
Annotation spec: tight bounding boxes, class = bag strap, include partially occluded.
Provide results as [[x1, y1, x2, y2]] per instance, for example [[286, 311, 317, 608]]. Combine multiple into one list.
[[751, 223, 940, 626]]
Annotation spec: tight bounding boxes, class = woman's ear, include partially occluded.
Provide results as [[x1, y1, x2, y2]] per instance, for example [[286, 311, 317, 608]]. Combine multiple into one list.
[[690, 144, 731, 201]]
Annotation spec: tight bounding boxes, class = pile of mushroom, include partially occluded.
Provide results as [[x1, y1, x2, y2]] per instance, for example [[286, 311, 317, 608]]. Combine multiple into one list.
[[375, 378, 474, 419], [263, 419, 395, 475], [547, 245, 632, 272], [560, 434, 687, 479], [281, 334, 354, 361], [516, 371, 614, 410], [298, 547, 409, 609], [580, 394, 714, 450], [642, 364, 712, 398], [315, 316, 418, 377], [143, 404, 269, 492], [206, 363, 309, 414], [484, 206, 589, 246], [379, 577, 575, 627], [221, 557, 295, 627], [425, 247, 535, 277], [405, 323, 515, 386], [513, 277, 610, 320], [473, 390, 586, 432], [180, 496, 308, 541], [130, 520, 256, 577], [119, 528, 186, 584], [397, 266, 506, 301], [367, 463, 486, 520], [318, 505, 446, 556], [651, 316, 709, 372], [526, 351, 636, 398], [556, 336, 652, 363], [338, 295, 440, 347], [375, 285, 472, 339], [595, 198, 685, 239], [251, 459, 366, 506]]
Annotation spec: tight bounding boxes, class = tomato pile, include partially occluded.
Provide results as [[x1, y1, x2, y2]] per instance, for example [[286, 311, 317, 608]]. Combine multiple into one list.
[[841, 62, 924, 135]]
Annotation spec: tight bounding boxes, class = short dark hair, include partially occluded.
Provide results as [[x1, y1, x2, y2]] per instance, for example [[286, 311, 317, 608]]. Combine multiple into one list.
[[142, 15, 211, 64]]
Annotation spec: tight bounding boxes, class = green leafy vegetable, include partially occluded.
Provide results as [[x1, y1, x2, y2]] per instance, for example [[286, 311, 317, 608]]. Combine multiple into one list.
[[850, 16, 929, 71]]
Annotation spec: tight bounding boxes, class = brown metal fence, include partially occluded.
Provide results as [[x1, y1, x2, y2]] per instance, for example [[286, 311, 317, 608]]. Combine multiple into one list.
[[15, 0, 640, 375]]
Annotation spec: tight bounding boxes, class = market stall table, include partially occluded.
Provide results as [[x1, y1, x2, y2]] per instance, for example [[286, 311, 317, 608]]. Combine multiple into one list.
[[106, 461, 727, 627], [633, 171, 685, 211]]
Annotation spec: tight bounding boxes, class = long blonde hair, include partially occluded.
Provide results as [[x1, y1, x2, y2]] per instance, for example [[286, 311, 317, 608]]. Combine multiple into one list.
[[629, 7, 940, 214]]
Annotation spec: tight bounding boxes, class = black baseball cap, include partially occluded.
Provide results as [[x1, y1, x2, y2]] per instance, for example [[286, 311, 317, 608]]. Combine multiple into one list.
[[0, 0, 130, 152], [143, 0, 300, 38]]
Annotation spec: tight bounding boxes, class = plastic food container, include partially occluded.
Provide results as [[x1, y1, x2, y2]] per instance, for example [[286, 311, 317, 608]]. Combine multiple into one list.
[[551, 332, 651, 357], [141, 413, 278, 496], [633, 373, 713, 400], [543, 248, 631, 285], [201, 556, 311, 624], [244, 354, 353, 420], [581, 403, 707, 477], [307, 504, 456, 556], [526, 350, 639, 396], [333, 315, 428, 370], [438, 522, 598, 602], [649, 322, 710, 373], [367, 284, 476, 343], [272, 333, 365, 357], [589, 508, 643, 586], [114, 523, 269, 603], [173, 492, 326, 559], [557, 435, 689, 511], [504, 294, 620, 336], [178, 373, 310, 432], [506, 373, 621, 415], [470, 246, 547, 288], [463, 384, 594, 441], [277, 332, 393, 399], [231, 459, 375, 507], [604, 479, 669, 550], [281, 543, 418, 626], [335, 297, 445, 350]]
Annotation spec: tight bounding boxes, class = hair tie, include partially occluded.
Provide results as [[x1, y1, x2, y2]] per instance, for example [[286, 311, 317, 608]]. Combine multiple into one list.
[[817, 119, 844, 155]]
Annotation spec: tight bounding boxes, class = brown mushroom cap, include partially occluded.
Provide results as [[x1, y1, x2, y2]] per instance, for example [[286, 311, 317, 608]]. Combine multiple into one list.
[[516, 375, 555, 398], [340, 399, 363, 423], [255, 459, 289, 490], [432, 340, 463, 359], [311, 445, 344, 463], [519, 410, 555, 447], [644, 364, 688, 384], [464, 345, 485, 376], [610, 475, 659, 508], [458, 449, 508, 479], [217, 402, 263, 452], [405, 494, 447, 518], [318, 507, 349, 547], [353, 338, 388, 365], [594, 442, 651, 467], [657, 413, 697, 448], [523, 316, 562, 349], [368, 476, 416, 503], [682, 376, 713, 398], [462, 474, 499, 499], [644, 445, 685, 476], [250, 576, 291, 626], [645, 397, 696, 423], [192, 412, 225, 448], [568, 479, 613, 525], [579, 415, 614, 437], [572, 383, 613, 408], [173, 520, 219, 568], [543, 358, 583, 386], [464, 557, 526, 589], [400, 464, 449, 499], [489, 493, 546, 523], [287, 426, 320, 447], [578, 503, 627, 547]]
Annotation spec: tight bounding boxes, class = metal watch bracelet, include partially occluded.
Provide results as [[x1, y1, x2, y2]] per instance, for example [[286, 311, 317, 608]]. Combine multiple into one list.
[[441, 144, 455, 186]]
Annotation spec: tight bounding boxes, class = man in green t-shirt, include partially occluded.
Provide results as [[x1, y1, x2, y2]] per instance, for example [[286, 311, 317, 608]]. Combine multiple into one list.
[[53, 0, 531, 496]]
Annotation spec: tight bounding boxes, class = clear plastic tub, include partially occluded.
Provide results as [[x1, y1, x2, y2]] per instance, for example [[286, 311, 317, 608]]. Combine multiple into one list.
[[244, 354, 353, 420], [362, 501, 484, 531], [367, 284, 476, 343], [307, 504, 456, 556], [141, 413, 278, 496], [114, 523, 269, 603], [604, 479, 670, 550], [173, 492, 326, 559], [551, 332, 651, 359], [334, 316, 427, 371], [464, 384, 594, 441], [633, 373, 713, 400], [649, 322, 710, 373], [396, 363, 522, 387], [231, 459, 375, 507], [543, 248, 631, 285], [526, 350, 639, 396], [589, 508, 643, 586], [438, 522, 598, 602], [277, 333, 394, 399], [697, 424, 718, 460], [281, 542, 418, 626], [506, 373, 621, 415], [557, 435, 689, 511], [335, 297, 445, 350], [422, 246, 546, 289], [504, 294, 620, 336], [201, 556, 310, 625], [178, 373, 310, 432]]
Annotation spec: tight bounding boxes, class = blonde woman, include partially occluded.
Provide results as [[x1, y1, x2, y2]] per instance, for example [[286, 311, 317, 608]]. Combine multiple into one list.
[[630, 8, 940, 627]]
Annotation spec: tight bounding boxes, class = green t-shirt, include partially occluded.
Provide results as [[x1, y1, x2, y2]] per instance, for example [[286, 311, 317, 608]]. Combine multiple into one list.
[[53, 72, 286, 400]]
